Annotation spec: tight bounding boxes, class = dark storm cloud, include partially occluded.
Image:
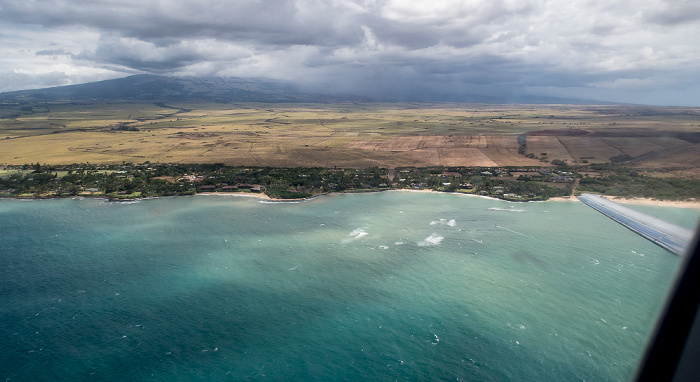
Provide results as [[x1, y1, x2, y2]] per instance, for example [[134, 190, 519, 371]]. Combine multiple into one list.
[[644, 0, 700, 26], [0, 0, 699, 105], [35, 49, 74, 56], [0, 0, 365, 46]]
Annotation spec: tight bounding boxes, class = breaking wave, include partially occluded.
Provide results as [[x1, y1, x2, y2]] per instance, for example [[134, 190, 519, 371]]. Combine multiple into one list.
[[418, 234, 444, 246], [342, 228, 369, 243], [429, 219, 457, 227], [488, 207, 525, 212]]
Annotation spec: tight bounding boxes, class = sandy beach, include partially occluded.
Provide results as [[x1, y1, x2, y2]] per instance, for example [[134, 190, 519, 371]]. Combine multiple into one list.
[[196, 190, 700, 210], [198, 192, 274, 200], [548, 195, 700, 210], [601, 196, 700, 211]]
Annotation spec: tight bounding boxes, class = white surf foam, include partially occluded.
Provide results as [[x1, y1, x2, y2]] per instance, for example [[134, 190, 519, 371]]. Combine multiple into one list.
[[342, 228, 369, 243], [488, 207, 525, 212], [418, 234, 444, 246], [429, 219, 457, 227]]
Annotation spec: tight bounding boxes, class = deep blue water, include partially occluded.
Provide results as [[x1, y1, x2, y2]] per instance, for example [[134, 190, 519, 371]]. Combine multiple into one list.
[[1, 193, 696, 381]]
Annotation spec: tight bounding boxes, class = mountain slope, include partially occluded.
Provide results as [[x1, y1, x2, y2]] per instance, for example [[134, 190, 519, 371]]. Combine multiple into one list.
[[0, 75, 611, 104], [0, 75, 342, 103]]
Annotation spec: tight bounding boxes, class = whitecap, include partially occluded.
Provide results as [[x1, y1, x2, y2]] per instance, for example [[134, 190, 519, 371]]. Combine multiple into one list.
[[418, 234, 444, 246], [429, 218, 457, 227], [342, 228, 369, 243]]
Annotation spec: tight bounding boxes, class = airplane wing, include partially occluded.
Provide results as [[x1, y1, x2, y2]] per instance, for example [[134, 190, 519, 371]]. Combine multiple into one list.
[[577, 193, 694, 256]]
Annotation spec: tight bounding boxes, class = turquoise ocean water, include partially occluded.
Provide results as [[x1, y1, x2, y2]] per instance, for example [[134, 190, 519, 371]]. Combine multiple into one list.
[[1, 192, 698, 381]]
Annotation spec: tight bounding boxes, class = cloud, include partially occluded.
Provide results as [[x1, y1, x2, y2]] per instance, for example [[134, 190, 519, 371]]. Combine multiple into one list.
[[35, 49, 74, 56], [644, 0, 700, 26], [77, 34, 253, 73], [0, 0, 698, 105]]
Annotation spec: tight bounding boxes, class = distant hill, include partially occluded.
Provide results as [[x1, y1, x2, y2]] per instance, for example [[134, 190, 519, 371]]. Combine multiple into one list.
[[0, 75, 611, 105], [0, 75, 355, 104]]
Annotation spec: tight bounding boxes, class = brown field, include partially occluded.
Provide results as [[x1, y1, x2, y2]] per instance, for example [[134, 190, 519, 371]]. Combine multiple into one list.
[[524, 132, 698, 167], [346, 135, 542, 167], [0, 102, 698, 171]]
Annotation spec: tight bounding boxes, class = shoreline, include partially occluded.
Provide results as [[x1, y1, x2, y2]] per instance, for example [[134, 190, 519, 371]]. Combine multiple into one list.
[[3, 190, 700, 210], [201, 190, 700, 210], [601, 196, 700, 211], [548, 195, 700, 210]]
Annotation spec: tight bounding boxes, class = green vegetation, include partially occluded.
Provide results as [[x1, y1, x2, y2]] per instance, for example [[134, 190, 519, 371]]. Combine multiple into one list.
[[578, 172, 700, 200], [0, 163, 566, 200], [1, 162, 697, 201]]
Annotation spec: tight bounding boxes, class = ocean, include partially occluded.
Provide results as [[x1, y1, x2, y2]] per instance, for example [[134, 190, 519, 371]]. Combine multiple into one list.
[[1, 192, 698, 381]]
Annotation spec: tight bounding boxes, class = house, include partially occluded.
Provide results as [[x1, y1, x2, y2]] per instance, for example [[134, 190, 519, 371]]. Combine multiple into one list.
[[553, 176, 574, 183], [180, 174, 204, 182]]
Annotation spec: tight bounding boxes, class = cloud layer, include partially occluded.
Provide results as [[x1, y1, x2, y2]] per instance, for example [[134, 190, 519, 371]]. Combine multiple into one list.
[[1, 0, 699, 105]]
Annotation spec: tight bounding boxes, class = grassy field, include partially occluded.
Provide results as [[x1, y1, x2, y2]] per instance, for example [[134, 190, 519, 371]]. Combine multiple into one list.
[[1, 101, 698, 170]]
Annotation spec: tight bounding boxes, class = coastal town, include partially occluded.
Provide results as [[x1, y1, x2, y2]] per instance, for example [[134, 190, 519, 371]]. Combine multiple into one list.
[[1, 162, 697, 202]]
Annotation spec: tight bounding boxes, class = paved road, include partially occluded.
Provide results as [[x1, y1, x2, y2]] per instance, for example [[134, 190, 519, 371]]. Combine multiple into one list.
[[578, 193, 695, 256]]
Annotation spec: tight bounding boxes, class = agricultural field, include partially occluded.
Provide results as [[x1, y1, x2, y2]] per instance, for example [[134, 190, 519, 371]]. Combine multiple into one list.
[[1, 101, 698, 171]]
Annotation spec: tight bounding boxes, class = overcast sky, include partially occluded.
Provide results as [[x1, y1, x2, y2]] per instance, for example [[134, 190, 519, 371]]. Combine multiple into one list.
[[1, 0, 699, 105]]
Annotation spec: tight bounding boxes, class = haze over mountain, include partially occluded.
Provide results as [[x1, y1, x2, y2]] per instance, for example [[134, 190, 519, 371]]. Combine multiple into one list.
[[0, 75, 328, 103], [0, 75, 611, 105]]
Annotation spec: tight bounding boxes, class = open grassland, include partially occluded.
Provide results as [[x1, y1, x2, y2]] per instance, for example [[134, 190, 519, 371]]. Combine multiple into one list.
[[1, 101, 698, 170]]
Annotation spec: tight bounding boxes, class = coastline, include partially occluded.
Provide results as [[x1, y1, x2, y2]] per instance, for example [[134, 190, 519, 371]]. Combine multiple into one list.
[[3, 190, 700, 210], [201, 190, 700, 210], [548, 195, 700, 211], [197, 192, 274, 201], [601, 196, 700, 211]]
